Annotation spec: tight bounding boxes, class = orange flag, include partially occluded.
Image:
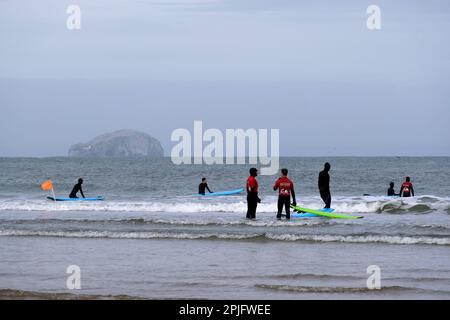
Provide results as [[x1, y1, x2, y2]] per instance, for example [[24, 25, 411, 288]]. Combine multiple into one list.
[[41, 180, 53, 191]]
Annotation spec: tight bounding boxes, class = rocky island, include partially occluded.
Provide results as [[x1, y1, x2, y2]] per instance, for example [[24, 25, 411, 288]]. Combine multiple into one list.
[[68, 130, 164, 158]]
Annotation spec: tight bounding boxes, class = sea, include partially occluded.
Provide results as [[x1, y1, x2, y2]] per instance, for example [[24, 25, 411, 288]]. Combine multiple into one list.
[[0, 157, 449, 299]]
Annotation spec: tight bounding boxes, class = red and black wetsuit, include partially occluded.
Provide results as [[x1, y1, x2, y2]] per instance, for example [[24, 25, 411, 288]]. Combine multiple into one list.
[[400, 181, 414, 197], [274, 176, 296, 219], [246, 175, 259, 219]]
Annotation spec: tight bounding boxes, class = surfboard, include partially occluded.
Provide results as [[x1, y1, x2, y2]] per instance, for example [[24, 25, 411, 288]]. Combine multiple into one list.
[[47, 196, 104, 201], [199, 188, 244, 196], [290, 205, 363, 219], [287, 208, 335, 218], [363, 194, 400, 197], [290, 213, 320, 218]]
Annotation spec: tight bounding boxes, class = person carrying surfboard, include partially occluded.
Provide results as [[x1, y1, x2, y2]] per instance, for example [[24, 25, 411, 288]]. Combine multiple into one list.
[[318, 162, 332, 208], [399, 176, 415, 197], [246, 168, 261, 219], [69, 178, 85, 199], [273, 168, 296, 220], [198, 177, 213, 195]]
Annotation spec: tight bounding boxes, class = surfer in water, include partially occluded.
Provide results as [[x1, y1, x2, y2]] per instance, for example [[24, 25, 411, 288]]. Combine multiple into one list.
[[387, 182, 399, 196], [198, 177, 213, 195], [318, 162, 332, 208], [246, 168, 261, 219], [273, 168, 296, 220], [69, 178, 85, 199], [399, 176, 415, 197]]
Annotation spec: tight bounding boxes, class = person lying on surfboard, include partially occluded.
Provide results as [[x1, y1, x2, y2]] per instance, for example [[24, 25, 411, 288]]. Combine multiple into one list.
[[69, 178, 85, 199], [198, 177, 213, 195], [273, 168, 296, 220]]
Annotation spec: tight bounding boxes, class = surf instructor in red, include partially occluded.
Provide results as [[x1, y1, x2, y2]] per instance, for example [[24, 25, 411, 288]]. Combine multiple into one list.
[[273, 168, 296, 220], [399, 176, 415, 197], [246, 168, 261, 219]]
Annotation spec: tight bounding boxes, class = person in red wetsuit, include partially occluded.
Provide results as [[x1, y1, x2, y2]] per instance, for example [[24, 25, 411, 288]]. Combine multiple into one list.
[[246, 168, 261, 219], [273, 168, 297, 220], [399, 176, 415, 197]]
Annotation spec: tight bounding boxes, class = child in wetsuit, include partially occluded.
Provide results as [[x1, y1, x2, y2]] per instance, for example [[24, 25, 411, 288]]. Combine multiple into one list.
[[387, 182, 398, 196], [198, 178, 213, 195]]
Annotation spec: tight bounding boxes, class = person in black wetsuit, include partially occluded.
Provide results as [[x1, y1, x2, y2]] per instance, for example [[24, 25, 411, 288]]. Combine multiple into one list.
[[69, 178, 85, 198], [387, 182, 398, 196], [318, 162, 331, 208], [198, 178, 213, 195]]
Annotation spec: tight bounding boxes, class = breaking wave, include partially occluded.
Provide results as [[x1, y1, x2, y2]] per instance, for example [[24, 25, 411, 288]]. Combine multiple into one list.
[[1, 229, 449, 245], [254, 284, 447, 294], [0, 195, 449, 214]]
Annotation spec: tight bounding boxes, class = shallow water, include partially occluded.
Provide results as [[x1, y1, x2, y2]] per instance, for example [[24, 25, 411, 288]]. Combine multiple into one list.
[[0, 157, 449, 299]]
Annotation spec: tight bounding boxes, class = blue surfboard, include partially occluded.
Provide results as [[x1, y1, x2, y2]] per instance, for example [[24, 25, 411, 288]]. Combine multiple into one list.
[[199, 188, 244, 196], [47, 196, 104, 201], [289, 208, 335, 218]]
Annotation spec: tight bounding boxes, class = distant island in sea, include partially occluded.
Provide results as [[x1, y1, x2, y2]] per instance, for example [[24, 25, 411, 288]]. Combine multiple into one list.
[[68, 129, 164, 158]]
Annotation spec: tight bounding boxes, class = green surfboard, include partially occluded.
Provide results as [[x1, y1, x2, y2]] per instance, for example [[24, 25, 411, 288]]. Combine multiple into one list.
[[290, 205, 363, 219]]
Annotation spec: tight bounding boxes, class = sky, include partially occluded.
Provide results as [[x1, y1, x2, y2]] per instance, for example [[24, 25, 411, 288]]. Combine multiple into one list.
[[1, 0, 449, 157]]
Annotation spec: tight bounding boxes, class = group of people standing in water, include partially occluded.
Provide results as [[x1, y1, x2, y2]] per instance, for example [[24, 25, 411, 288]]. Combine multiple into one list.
[[197, 163, 332, 220], [68, 162, 414, 221], [244, 163, 332, 220], [388, 177, 415, 197], [200, 162, 415, 221]]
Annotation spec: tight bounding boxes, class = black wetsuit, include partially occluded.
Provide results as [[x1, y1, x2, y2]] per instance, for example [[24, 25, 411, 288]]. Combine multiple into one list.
[[318, 170, 331, 208], [69, 183, 85, 198], [247, 194, 259, 219], [198, 182, 212, 195], [387, 187, 397, 196]]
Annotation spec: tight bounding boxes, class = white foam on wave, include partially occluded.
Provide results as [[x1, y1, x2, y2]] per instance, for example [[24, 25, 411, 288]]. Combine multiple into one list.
[[1, 229, 449, 245], [143, 218, 325, 227], [0, 229, 260, 240], [0, 195, 448, 214], [0, 200, 248, 213], [265, 234, 450, 245]]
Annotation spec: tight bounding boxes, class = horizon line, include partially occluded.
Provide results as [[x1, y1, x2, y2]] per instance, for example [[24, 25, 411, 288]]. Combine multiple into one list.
[[1, 155, 450, 159]]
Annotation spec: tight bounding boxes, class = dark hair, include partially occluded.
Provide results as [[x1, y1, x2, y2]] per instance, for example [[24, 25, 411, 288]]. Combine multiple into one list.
[[324, 162, 331, 170], [249, 168, 258, 176], [78, 178, 83, 184], [281, 168, 288, 176], [406, 176, 410, 182], [202, 177, 206, 181], [390, 182, 394, 187]]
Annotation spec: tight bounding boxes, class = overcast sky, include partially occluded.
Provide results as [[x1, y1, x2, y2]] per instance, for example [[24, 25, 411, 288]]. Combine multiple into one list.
[[1, 0, 449, 156]]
